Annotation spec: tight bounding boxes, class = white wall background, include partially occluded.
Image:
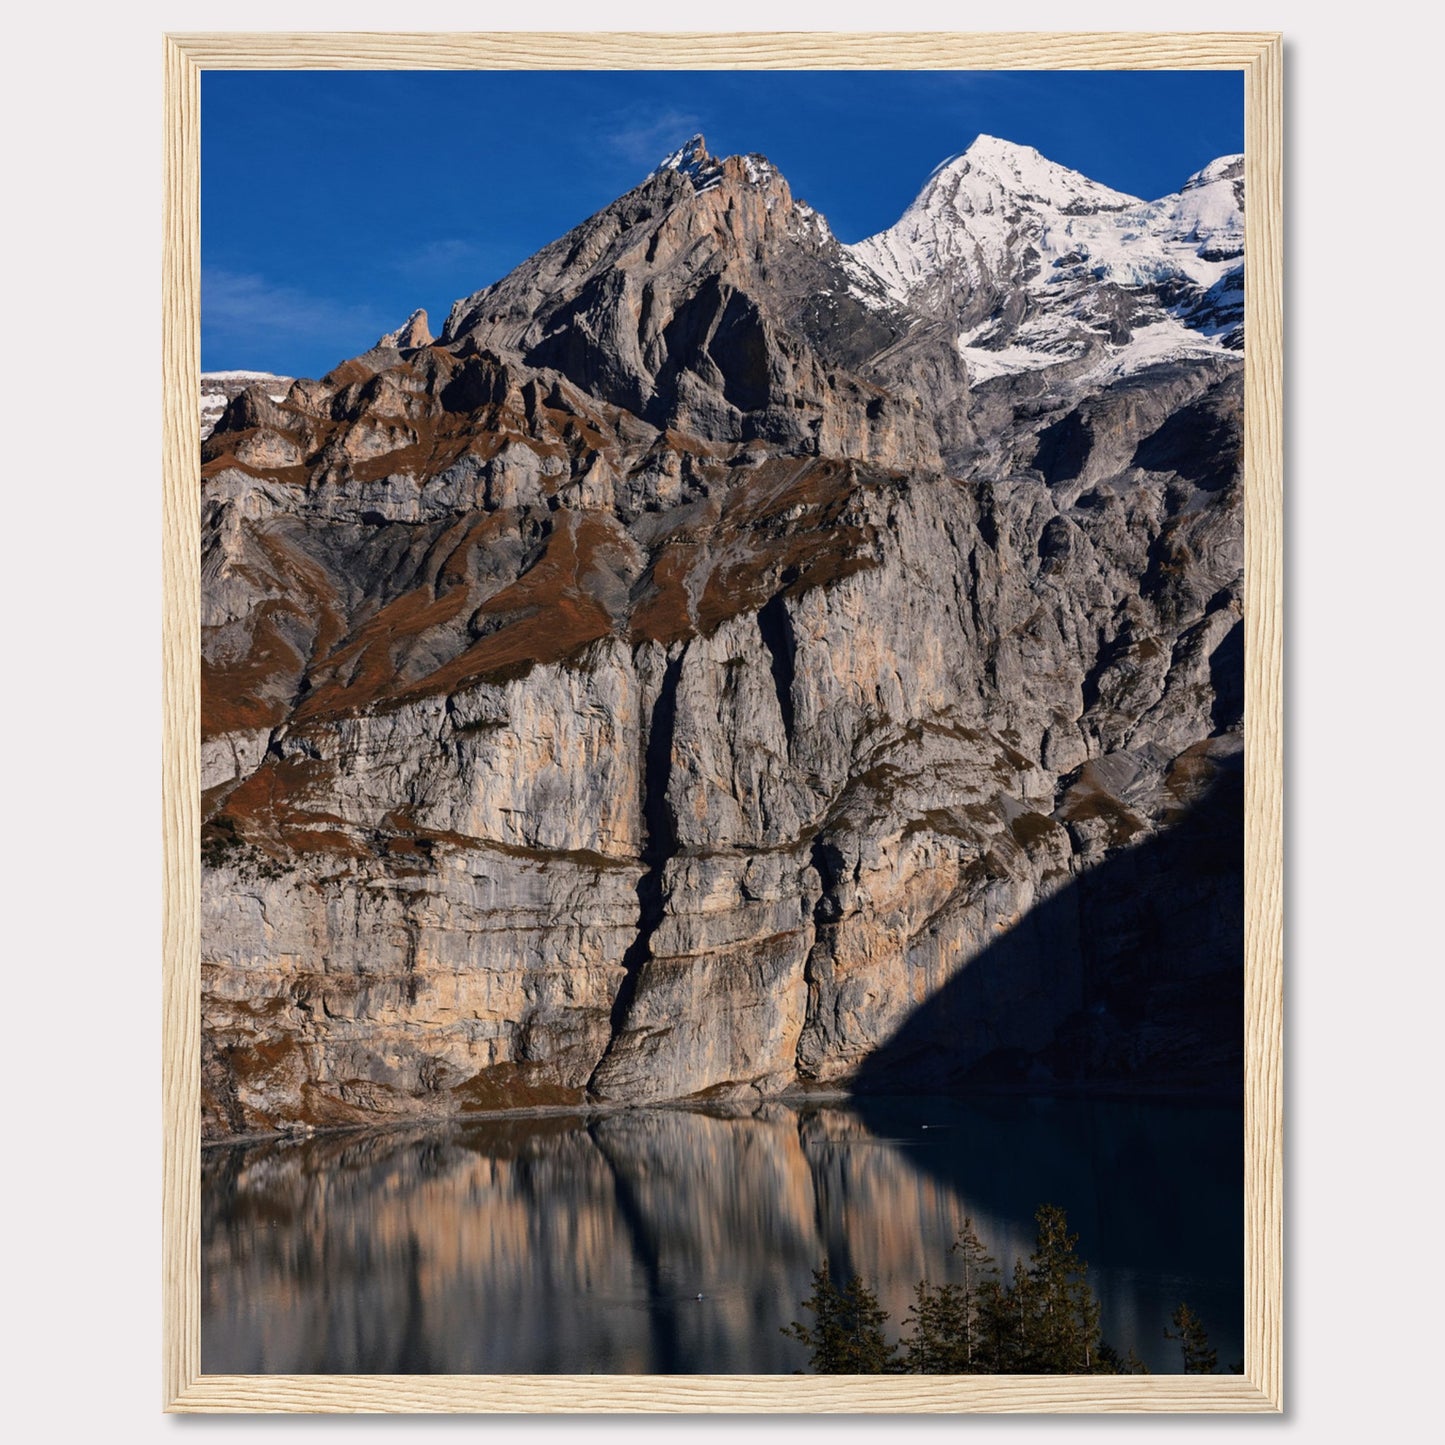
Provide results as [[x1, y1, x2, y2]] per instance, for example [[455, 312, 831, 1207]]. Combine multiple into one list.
[[4, 1, 1438, 1438]]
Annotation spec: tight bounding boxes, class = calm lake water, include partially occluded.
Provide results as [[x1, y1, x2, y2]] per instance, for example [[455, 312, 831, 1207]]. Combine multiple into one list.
[[202, 1096, 1242, 1374]]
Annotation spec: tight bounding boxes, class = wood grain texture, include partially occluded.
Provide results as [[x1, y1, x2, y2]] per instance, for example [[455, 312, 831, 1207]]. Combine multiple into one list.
[[161, 32, 201, 1414], [169, 1374, 1279, 1414], [160, 29, 1284, 1414], [1242, 32, 1285, 1417], [166, 31, 1279, 70]]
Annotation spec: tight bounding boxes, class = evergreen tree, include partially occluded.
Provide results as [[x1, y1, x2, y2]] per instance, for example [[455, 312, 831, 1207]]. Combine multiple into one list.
[[1026, 1204, 1103, 1372], [785, 1204, 1195, 1377], [1096, 1342, 1151, 1375], [902, 1218, 1000, 1373], [1165, 1302, 1218, 1374], [992, 1256, 1037, 1371], [950, 1217, 997, 1371], [902, 1280, 968, 1373], [973, 1270, 1012, 1372], [782, 1263, 899, 1373]]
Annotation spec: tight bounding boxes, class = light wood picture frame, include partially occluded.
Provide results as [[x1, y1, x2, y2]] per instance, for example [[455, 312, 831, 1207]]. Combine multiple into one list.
[[162, 29, 1282, 1413]]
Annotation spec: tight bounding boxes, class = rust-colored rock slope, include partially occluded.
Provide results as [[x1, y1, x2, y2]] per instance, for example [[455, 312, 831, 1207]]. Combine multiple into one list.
[[200, 137, 1244, 1138]]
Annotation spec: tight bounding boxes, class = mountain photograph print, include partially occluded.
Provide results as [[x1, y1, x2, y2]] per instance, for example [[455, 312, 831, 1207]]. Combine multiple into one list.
[[196, 65, 1251, 1380]]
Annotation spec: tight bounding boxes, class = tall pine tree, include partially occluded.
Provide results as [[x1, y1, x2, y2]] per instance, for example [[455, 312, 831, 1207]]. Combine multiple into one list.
[[902, 1218, 1001, 1373], [950, 1218, 996, 1371], [902, 1280, 969, 1373], [1026, 1204, 1103, 1372], [782, 1263, 898, 1373]]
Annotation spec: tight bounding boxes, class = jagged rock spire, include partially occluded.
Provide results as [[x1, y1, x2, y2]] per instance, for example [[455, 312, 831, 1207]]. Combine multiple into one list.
[[377, 307, 433, 350], [653, 133, 713, 180]]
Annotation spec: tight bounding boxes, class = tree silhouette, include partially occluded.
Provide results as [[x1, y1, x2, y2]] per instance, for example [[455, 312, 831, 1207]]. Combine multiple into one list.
[[781, 1262, 898, 1373], [1165, 1301, 1219, 1374], [902, 1217, 997, 1372], [1025, 1204, 1104, 1372], [785, 1204, 1201, 1376]]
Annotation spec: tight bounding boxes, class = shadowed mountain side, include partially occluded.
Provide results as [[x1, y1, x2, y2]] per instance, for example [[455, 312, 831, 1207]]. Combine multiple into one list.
[[851, 757, 1243, 1101]]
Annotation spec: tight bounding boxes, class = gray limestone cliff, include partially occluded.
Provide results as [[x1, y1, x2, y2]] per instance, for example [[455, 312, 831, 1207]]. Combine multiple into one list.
[[199, 136, 1243, 1139]]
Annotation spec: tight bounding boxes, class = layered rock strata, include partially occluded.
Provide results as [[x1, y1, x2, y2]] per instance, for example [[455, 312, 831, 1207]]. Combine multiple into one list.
[[200, 136, 1244, 1138]]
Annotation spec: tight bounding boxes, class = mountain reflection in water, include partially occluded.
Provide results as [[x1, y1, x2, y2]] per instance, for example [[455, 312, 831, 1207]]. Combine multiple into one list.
[[202, 1096, 1242, 1375]]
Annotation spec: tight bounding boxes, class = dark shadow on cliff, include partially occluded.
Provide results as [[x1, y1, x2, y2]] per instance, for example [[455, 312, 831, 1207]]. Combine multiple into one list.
[[593, 648, 687, 1075], [851, 752, 1244, 1103], [842, 760, 1246, 1362]]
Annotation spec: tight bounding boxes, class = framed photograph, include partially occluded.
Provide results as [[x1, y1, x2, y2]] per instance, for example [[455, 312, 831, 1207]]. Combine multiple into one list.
[[163, 30, 1281, 1413]]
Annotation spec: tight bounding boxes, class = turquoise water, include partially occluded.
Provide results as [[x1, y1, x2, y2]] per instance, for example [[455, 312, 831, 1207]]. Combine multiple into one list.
[[202, 1095, 1242, 1374]]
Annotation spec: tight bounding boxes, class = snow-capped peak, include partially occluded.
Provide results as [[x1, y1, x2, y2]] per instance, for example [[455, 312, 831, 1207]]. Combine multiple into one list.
[[1182, 154, 1244, 190], [844, 138, 1246, 386], [936, 134, 1141, 216], [741, 153, 776, 185], [654, 134, 712, 180], [964, 133, 1034, 159], [845, 135, 1141, 321], [647, 133, 735, 195]]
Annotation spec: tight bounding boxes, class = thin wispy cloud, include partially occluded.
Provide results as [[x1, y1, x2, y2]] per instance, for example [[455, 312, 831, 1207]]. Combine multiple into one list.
[[601, 107, 705, 168], [404, 238, 486, 271], [203, 267, 390, 369], [391, 236, 512, 282]]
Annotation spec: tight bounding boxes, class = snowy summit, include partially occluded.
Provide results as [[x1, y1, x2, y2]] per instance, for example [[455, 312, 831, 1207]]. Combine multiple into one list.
[[845, 134, 1244, 383]]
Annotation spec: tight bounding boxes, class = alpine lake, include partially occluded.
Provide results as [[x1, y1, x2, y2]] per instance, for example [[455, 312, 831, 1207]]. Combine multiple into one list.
[[202, 1094, 1242, 1375]]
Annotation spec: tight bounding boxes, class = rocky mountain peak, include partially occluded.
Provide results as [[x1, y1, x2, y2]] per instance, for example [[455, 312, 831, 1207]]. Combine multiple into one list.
[[646, 134, 796, 214], [199, 369, 293, 440], [376, 307, 433, 350], [652, 132, 716, 184], [431, 135, 960, 466]]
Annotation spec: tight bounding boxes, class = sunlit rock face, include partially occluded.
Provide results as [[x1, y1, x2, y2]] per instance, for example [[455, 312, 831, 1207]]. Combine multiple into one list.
[[200, 136, 1243, 1139]]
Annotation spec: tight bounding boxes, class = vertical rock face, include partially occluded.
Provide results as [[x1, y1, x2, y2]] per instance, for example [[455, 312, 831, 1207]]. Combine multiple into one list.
[[200, 135, 1244, 1139]]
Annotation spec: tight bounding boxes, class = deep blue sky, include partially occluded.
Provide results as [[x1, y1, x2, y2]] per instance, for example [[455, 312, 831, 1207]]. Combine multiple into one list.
[[202, 70, 1243, 378]]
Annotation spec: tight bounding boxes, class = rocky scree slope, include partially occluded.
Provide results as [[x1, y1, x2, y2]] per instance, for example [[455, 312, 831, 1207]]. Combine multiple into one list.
[[199, 135, 1244, 1139]]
